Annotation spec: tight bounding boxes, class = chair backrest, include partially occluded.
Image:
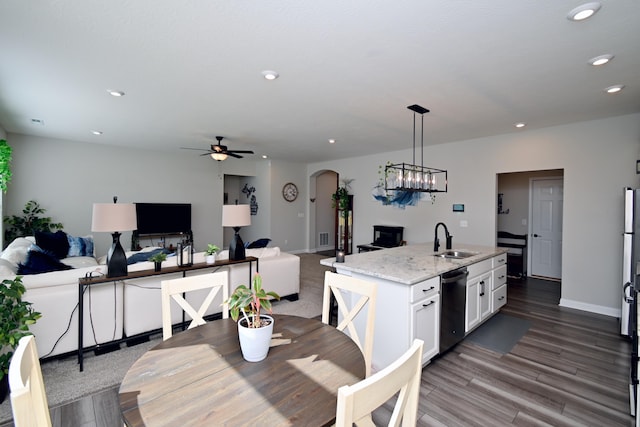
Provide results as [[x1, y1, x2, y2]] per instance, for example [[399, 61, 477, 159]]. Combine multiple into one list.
[[161, 271, 229, 340], [322, 271, 377, 377], [9, 335, 52, 427], [335, 339, 424, 427]]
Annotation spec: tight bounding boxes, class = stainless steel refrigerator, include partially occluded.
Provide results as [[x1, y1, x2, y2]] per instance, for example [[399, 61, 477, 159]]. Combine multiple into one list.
[[623, 187, 639, 417]]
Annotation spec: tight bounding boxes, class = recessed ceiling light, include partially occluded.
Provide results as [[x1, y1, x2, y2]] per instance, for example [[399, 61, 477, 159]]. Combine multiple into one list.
[[605, 84, 625, 94], [514, 122, 526, 128], [91, 130, 103, 135], [567, 2, 601, 21], [107, 89, 125, 97], [30, 118, 44, 126], [328, 139, 336, 144], [261, 70, 279, 80], [588, 54, 613, 66], [262, 155, 268, 159]]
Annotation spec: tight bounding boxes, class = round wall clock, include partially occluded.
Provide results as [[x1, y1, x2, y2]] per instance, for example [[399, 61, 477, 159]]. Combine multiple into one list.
[[282, 182, 298, 202]]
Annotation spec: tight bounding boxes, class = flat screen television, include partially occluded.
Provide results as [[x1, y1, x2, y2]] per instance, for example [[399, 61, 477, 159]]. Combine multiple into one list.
[[135, 203, 192, 235]]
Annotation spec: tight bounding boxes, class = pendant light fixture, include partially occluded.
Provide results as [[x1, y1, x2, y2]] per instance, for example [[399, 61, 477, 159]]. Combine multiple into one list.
[[384, 105, 447, 194]]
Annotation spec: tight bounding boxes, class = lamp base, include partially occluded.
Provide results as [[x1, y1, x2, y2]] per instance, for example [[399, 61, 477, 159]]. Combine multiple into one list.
[[107, 232, 128, 277], [229, 228, 246, 261]]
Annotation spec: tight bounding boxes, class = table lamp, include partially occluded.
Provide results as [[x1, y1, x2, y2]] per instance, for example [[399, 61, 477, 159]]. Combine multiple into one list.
[[222, 204, 251, 261], [92, 198, 137, 277]]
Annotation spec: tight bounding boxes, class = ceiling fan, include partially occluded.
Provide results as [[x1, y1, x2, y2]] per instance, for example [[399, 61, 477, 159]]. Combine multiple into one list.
[[181, 136, 254, 161]]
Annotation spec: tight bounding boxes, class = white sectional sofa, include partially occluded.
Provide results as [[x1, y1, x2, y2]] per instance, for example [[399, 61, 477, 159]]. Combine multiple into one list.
[[0, 237, 300, 358]]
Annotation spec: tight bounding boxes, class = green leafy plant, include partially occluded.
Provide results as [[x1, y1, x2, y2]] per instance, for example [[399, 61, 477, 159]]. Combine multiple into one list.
[[148, 252, 167, 263], [225, 273, 280, 328], [331, 187, 350, 211], [0, 140, 12, 193], [205, 244, 220, 256], [0, 276, 41, 380], [3, 200, 64, 247]]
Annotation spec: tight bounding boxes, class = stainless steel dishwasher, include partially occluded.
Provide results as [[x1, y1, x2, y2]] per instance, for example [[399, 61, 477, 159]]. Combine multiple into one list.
[[440, 267, 469, 353]]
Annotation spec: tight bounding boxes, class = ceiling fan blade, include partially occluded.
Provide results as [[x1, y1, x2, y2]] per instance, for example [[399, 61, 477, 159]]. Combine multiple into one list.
[[227, 150, 254, 154], [227, 152, 243, 158], [199, 152, 213, 156], [180, 147, 211, 152]]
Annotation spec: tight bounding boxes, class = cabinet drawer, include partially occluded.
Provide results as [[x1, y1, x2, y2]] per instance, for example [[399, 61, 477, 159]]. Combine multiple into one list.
[[493, 254, 507, 268], [410, 276, 440, 303], [492, 284, 507, 312], [467, 258, 492, 279], [492, 265, 507, 290]]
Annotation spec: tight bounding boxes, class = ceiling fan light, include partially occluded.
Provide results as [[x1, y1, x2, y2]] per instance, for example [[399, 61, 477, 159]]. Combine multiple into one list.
[[211, 153, 228, 161], [605, 84, 624, 94]]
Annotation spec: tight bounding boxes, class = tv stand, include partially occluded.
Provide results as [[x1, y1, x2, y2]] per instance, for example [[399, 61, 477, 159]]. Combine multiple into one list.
[[131, 230, 193, 251]]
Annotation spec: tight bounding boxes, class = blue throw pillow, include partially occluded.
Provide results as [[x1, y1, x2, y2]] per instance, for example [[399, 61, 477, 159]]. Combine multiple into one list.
[[247, 238, 271, 249], [127, 248, 171, 265], [35, 230, 69, 259], [18, 249, 73, 275], [67, 234, 94, 257]]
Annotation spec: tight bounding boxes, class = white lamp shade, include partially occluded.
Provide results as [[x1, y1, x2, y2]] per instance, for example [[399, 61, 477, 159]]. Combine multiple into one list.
[[91, 203, 137, 232], [222, 204, 251, 227]]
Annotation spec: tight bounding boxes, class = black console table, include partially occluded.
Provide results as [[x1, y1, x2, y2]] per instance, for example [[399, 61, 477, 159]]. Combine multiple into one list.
[[77, 256, 258, 371]]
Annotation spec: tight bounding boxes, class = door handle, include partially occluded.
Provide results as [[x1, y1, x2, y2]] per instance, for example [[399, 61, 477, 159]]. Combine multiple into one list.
[[533, 234, 540, 238]]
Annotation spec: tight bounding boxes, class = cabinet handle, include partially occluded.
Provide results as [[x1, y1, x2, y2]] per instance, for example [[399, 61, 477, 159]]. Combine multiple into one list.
[[499, 275, 505, 280], [422, 301, 436, 308], [479, 281, 485, 297], [498, 296, 505, 301], [422, 286, 435, 293], [498, 258, 505, 263]]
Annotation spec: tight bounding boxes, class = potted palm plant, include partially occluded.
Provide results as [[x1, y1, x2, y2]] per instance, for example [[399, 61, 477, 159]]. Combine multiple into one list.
[[148, 252, 167, 272], [0, 276, 41, 403], [205, 244, 220, 264], [225, 273, 280, 362]]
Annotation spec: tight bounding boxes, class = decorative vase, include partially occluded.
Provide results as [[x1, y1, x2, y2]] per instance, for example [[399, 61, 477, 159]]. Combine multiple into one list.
[[154, 261, 161, 272], [237, 315, 274, 362], [205, 254, 216, 264]]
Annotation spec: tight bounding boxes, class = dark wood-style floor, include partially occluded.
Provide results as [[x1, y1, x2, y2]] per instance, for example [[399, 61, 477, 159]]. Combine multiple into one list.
[[2, 277, 634, 426]]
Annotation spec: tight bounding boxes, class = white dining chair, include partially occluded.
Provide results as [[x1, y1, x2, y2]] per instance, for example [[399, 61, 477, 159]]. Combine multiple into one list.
[[322, 271, 377, 377], [161, 271, 229, 340], [335, 339, 424, 427], [9, 335, 52, 427]]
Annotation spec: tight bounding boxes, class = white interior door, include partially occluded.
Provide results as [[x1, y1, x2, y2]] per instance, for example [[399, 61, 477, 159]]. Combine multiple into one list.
[[529, 178, 563, 279]]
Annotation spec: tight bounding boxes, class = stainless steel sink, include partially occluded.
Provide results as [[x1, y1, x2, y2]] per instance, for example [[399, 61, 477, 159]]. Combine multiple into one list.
[[434, 250, 477, 259]]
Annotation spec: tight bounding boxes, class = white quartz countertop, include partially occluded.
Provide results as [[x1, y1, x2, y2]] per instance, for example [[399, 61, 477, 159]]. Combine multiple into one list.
[[320, 243, 508, 285]]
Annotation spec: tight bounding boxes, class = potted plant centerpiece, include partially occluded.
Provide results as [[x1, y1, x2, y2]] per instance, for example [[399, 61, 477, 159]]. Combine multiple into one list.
[[148, 252, 167, 272], [225, 273, 280, 362], [205, 244, 220, 264], [0, 276, 41, 403]]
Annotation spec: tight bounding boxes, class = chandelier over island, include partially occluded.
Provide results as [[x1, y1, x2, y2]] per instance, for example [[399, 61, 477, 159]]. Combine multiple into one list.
[[384, 105, 447, 194]]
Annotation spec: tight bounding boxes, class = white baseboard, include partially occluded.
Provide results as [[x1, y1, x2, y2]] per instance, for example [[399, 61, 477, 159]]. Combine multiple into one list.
[[559, 298, 620, 318]]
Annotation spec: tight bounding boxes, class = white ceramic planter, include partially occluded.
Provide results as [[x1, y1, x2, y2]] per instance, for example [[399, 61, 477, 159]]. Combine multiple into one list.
[[205, 254, 216, 264], [237, 315, 274, 362]]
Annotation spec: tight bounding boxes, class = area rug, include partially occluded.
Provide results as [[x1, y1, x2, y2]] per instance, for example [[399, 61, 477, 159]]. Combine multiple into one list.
[[464, 313, 531, 354], [0, 252, 331, 424]]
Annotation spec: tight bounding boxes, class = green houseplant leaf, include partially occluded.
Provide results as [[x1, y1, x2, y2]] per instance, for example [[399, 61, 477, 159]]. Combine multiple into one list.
[[0, 276, 41, 380], [225, 273, 280, 328]]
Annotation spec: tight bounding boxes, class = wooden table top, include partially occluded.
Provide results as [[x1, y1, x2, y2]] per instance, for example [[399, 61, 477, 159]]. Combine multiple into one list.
[[119, 314, 366, 427]]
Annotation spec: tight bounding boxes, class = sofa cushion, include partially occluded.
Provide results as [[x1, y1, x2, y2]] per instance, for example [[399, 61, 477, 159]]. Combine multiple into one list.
[[35, 230, 69, 259], [0, 237, 34, 268], [61, 256, 99, 269], [67, 234, 94, 257], [0, 258, 17, 276], [18, 249, 74, 275]]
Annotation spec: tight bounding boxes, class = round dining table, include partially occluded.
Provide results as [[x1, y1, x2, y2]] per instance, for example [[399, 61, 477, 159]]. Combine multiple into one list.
[[118, 314, 366, 426]]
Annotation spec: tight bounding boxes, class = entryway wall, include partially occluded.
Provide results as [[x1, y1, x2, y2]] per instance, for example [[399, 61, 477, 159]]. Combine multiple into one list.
[[312, 170, 338, 252]]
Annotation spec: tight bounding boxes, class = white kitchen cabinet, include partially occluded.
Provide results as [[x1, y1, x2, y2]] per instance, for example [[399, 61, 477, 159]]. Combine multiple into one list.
[[492, 257, 508, 313], [340, 271, 441, 371], [466, 271, 491, 332], [411, 292, 440, 365]]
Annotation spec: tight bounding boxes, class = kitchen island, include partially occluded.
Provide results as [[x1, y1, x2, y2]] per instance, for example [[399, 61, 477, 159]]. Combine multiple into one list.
[[321, 243, 508, 370]]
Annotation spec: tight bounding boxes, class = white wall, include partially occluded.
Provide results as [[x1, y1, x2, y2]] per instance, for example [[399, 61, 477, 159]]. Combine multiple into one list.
[[269, 159, 307, 252], [308, 113, 640, 317], [4, 134, 307, 256]]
